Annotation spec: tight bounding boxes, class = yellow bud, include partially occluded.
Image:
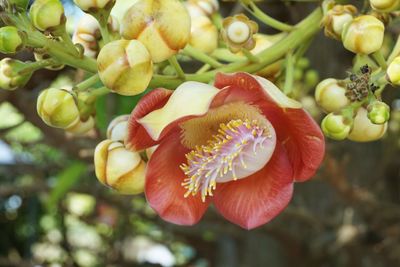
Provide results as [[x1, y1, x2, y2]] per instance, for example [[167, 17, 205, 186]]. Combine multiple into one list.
[[185, 0, 219, 18], [37, 88, 80, 129], [66, 116, 95, 135], [348, 107, 387, 142], [315, 78, 350, 113], [321, 113, 352, 140], [370, 0, 400, 12], [189, 15, 218, 54], [73, 0, 114, 11], [97, 39, 153, 96], [121, 0, 191, 63], [342, 15, 384, 55], [107, 115, 130, 142], [94, 140, 146, 194], [0, 58, 32, 90], [29, 0, 65, 31], [321, 4, 357, 40], [386, 56, 400, 85]]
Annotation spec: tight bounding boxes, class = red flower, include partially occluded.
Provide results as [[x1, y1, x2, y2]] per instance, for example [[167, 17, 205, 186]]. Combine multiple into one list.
[[126, 72, 325, 229]]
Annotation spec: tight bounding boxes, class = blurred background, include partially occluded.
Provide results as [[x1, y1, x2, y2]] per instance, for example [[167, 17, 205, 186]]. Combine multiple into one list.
[[1, 0, 400, 266]]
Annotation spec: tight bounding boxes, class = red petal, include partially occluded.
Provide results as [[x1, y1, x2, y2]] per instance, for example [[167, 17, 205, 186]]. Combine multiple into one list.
[[145, 131, 210, 225], [214, 72, 325, 182], [126, 88, 172, 151], [212, 144, 294, 230]]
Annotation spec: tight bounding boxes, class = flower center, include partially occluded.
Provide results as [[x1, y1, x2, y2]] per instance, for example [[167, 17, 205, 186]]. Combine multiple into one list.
[[227, 21, 250, 44], [180, 118, 276, 202]]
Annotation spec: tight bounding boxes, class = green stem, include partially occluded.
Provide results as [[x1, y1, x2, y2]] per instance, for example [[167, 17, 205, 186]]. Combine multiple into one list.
[[74, 74, 101, 91], [53, 25, 80, 57], [211, 12, 223, 30], [372, 50, 387, 70], [168, 56, 186, 80], [196, 64, 211, 74], [241, 1, 294, 32], [211, 48, 244, 62], [17, 58, 56, 75], [87, 86, 110, 103], [241, 48, 259, 63], [283, 51, 294, 95], [183, 45, 223, 68], [93, 9, 112, 44]]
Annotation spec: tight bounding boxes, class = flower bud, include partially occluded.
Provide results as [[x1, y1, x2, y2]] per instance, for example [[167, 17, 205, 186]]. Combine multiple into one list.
[[370, 0, 400, 12], [37, 88, 80, 129], [367, 101, 390, 124], [348, 107, 387, 142], [185, 0, 219, 18], [97, 39, 153, 96], [342, 15, 384, 55], [107, 115, 129, 142], [73, 0, 114, 11], [386, 56, 400, 85], [94, 140, 146, 194], [121, 0, 191, 63], [72, 14, 100, 58], [29, 0, 65, 31], [315, 78, 350, 113], [189, 15, 218, 54], [321, 113, 352, 140], [0, 26, 24, 54], [0, 58, 32, 90], [322, 4, 357, 40], [221, 14, 258, 53]]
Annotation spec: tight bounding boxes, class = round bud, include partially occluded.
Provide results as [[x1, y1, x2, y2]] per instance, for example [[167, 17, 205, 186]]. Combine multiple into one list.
[[370, 0, 400, 12], [367, 101, 390, 124], [0, 26, 24, 54], [342, 15, 385, 55], [348, 107, 387, 142], [386, 56, 400, 85], [94, 140, 146, 195], [321, 113, 352, 140], [0, 58, 32, 90], [73, 0, 114, 11], [121, 0, 191, 63], [29, 0, 65, 31], [315, 78, 350, 113], [185, 0, 219, 18], [189, 15, 218, 54], [107, 115, 129, 142], [97, 39, 153, 96], [322, 4, 357, 40], [221, 14, 258, 53], [37, 88, 80, 129]]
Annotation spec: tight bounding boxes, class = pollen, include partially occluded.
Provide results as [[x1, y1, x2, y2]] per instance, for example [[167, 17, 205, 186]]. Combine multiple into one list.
[[180, 118, 273, 202]]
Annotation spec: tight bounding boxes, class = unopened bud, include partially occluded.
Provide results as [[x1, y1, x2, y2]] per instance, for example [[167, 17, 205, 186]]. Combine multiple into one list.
[[221, 14, 258, 53], [367, 101, 390, 124], [97, 39, 153, 96], [348, 107, 387, 142], [121, 0, 191, 63], [315, 78, 350, 113], [37, 88, 80, 129], [342, 15, 385, 55], [322, 4, 357, 40], [73, 0, 115, 11], [370, 0, 400, 12], [189, 15, 218, 54], [185, 0, 219, 18], [0, 26, 24, 54], [0, 58, 32, 90], [107, 115, 129, 142], [321, 113, 352, 140], [386, 56, 400, 85], [29, 0, 65, 31], [94, 140, 146, 194], [72, 14, 100, 58]]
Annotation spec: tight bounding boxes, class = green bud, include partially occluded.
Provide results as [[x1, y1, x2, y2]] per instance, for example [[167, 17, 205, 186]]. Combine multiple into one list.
[[367, 101, 390, 124], [29, 0, 65, 31], [37, 88, 80, 129], [0, 26, 24, 54], [0, 58, 32, 90], [321, 113, 352, 140]]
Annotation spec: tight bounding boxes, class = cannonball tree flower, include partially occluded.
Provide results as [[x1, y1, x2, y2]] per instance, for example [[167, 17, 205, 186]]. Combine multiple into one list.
[[125, 72, 325, 229]]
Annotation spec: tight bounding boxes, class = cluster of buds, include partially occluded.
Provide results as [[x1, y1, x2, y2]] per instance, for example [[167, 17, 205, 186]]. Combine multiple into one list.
[[317, 65, 389, 141], [95, 115, 146, 194]]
